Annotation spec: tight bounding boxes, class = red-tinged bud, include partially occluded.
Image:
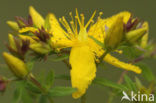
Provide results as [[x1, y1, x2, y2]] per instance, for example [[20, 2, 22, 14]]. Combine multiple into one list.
[[0, 77, 7, 92]]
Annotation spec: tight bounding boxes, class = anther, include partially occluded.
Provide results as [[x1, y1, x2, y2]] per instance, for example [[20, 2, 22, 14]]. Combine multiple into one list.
[[70, 21, 74, 24], [59, 18, 62, 22], [99, 12, 103, 16], [69, 12, 72, 16], [62, 16, 66, 21]]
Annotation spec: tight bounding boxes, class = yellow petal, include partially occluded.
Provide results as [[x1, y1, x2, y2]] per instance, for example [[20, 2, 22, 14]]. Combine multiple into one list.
[[50, 38, 75, 48], [70, 45, 96, 99], [18, 35, 37, 44], [48, 13, 72, 48], [88, 11, 131, 57], [140, 21, 149, 48], [103, 54, 142, 74], [29, 6, 45, 28], [88, 19, 105, 43], [3, 52, 28, 78], [103, 11, 131, 27], [19, 27, 38, 33], [88, 19, 105, 57]]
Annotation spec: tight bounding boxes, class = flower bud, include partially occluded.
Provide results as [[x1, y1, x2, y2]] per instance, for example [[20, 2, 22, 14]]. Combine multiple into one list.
[[6, 21, 19, 31], [3, 52, 28, 78], [8, 34, 17, 51], [126, 27, 147, 44], [0, 77, 7, 92], [30, 43, 51, 54], [105, 16, 124, 50], [29, 6, 44, 28]]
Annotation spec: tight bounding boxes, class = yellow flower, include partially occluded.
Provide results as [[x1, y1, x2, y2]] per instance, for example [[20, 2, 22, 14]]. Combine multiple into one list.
[[88, 11, 131, 57], [49, 10, 97, 99], [49, 10, 142, 99], [29, 6, 45, 28], [88, 11, 141, 73], [3, 52, 28, 78]]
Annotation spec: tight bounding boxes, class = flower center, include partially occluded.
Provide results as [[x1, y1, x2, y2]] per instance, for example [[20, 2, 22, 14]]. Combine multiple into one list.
[[59, 9, 97, 41]]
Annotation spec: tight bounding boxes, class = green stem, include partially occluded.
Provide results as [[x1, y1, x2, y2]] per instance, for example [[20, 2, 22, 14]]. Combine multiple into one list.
[[107, 92, 115, 103], [28, 74, 54, 103], [48, 96, 54, 103], [98, 50, 109, 65], [63, 60, 71, 69], [81, 94, 86, 103]]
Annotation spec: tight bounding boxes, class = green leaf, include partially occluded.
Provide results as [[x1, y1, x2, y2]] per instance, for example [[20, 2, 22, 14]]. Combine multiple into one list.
[[136, 63, 155, 82], [135, 77, 143, 89], [93, 77, 128, 91], [12, 87, 22, 103], [124, 75, 137, 91], [98, 62, 108, 70], [39, 95, 48, 103], [89, 35, 104, 48], [21, 88, 33, 103], [51, 54, 69, 62], [44, 14, 51, 30], [0, 63, 8, 69], [118, 46, 143, 59], [26, 60, 35, 72], [55, 75, 128, 91], [48, 87, 77, 97], [25, 81, 41, 94], [55, 74, 129, 91], [55, 74, 70, 80], [44, 70, 54, 90]]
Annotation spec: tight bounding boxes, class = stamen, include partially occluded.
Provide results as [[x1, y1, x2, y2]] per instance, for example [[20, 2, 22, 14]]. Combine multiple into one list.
[[59, 18, 65, 27], [69, 12, 77, 35], [85, 10, 96, 28], [96, 12, 103, 22], [69, 12, 74, 23], [59, 18, 68, 30], [89, 20, 94, 28], [74, 16, 78, 35], [62, 16, 73, 35], [58, 18, 72, 39], [70, 21, 76, 34], [76, 8, 82, 27], [99, 12, 103, 17], [80, 14, 85, 26]]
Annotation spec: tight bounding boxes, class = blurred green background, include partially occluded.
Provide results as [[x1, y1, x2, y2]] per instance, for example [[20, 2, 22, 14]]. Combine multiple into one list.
[[0, 0, 156, 103]]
